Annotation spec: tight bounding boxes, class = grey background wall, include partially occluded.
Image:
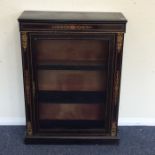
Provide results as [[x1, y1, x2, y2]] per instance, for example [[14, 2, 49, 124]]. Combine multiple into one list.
[[0, 0, 155, 125]]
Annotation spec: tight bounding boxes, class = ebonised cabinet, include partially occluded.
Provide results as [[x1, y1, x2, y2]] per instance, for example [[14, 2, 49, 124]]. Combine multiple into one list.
[[18, 11, 127, 144]]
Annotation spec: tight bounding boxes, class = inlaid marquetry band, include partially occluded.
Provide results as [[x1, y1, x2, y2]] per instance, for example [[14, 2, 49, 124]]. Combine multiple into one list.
[[25, 70, 31, 105], [50, 24, 92, 30], [114, 71, 120, 106], [32, 81, 36, 100], [20, 23, 125, 32]]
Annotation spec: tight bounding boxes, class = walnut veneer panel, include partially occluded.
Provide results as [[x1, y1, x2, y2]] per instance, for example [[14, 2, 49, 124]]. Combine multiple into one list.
[[38, 70, 106, 91], [35, 40, 109, 62], [39, 103, 104, 120]]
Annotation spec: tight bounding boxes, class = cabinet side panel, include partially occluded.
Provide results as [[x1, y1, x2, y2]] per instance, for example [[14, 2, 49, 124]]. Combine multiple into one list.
[[20, 31, 33, 136], [111, 33, 124, 136]]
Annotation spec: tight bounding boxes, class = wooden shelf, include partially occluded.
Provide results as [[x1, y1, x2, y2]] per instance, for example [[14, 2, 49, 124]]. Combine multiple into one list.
[[37, 91, 106, 103], [37, 61, 107, 70]]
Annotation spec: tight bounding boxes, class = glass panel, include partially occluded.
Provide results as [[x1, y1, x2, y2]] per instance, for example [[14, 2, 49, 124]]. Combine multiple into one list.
[[32, 38, 109, 130]]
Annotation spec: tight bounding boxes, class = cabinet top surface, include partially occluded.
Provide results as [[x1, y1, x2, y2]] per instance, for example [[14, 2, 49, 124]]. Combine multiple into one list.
[[18, 11, 127, 23]]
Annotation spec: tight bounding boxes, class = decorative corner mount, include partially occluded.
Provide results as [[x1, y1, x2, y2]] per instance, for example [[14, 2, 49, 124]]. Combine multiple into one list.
[[21, 31, 27, 50], [111, 122, 117, 136], [117, 33, 124, 53], [27, 121, 32, 136]]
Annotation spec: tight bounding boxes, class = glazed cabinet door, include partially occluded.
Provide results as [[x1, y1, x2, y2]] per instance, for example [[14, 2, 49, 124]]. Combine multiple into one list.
[[22, 32, 117, 137]]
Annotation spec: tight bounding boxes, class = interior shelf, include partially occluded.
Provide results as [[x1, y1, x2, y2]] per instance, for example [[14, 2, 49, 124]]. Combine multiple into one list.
[[37, 91, 106, 103], [37, 61, 107, 70], [39, 120, 105, 129]]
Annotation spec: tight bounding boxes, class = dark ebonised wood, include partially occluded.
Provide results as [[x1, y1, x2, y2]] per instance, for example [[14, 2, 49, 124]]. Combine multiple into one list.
[[19, 11, 127, 144]]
